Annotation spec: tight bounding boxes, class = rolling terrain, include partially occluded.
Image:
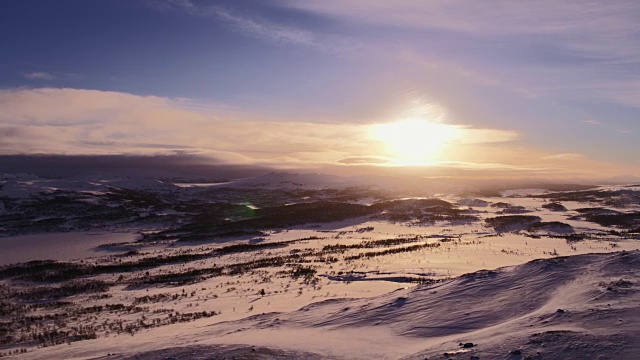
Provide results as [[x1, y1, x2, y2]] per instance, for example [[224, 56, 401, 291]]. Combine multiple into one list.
[[0, 172, 639, 359]]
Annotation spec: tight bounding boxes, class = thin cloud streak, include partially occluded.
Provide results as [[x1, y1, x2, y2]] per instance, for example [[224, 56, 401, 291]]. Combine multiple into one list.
[[285, 0, 640, 108], [23, 72, 56, 80], [158, 0, 357, 54]]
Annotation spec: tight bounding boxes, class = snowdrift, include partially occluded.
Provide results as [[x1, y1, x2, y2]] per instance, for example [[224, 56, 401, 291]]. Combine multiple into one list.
[[98, 251, 640, 360]]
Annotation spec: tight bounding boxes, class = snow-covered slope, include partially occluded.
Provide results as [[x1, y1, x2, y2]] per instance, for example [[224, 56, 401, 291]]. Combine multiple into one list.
[[24, 251, 639, 360], [201, 250, 639, 359]]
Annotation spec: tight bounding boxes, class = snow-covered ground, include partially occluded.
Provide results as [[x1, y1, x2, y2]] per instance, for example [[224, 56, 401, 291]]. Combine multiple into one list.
[[18, 251, 640, 360], [0, 173, 638, 359]]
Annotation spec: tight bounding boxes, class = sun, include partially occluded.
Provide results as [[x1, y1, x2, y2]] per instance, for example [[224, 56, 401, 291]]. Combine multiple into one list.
[[370, 118, 458, 165]]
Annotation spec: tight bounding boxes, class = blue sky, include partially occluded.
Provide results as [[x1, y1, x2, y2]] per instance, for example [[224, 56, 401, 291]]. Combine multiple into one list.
[[1, 0, 639, 178]]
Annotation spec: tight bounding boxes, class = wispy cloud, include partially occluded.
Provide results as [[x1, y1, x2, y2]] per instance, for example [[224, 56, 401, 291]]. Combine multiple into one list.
[[212, 7, 315, 46], [454, 128, 519, 144], [542, 153, 584, 161], [286, 0, 640, 59], [338, 156, 390, 165], [157, 0, 355, 54], [615, 128, 634, 134], [284, 1, 640, 108], [23, 72, 56, 80]]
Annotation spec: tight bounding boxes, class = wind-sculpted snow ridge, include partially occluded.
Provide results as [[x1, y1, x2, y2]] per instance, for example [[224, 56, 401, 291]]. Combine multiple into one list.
[[72, 251, 638, 360], [228, 250, 638, 359]]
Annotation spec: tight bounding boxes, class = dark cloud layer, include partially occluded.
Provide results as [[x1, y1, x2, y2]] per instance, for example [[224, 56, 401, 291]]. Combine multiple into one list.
[[0, 154, 269, 180]]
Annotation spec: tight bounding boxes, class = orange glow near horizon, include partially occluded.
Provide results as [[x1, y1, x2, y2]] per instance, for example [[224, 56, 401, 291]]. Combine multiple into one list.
[[369, 118, 459, 166]]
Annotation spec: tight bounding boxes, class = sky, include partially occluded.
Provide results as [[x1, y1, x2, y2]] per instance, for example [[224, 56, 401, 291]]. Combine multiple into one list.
[[1, 0, 639, 179]]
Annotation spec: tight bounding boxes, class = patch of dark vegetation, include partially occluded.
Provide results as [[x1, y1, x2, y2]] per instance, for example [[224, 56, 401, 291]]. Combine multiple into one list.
[[497, 205, 530, 214], [457, 198, 489, 207], [0, 253, 213, 282], [0, 182, 466, 239], [322, 236, 425, 252], [97, 242, 138, 250], [15, 280, 110, 301], [355, 226, 374, 233], [5, 184, 383, 238], [625, 227, 640, 234], [140, 254, 302, 285], [0, 293, 218, 349], [139, 203, 261, 242], [0, 236, 327, 284], [527, 221, 573, 233], [105, 187, 163, 208], [119, 250, 141, 257], [234, 202, 375, 229], [325, 273, 442, 284], [460, 269, 499, 281], [125, 237, 447, 287], [144, 198, 476, 242], [485, 215, 541, 232], [541, 202, 567, 211], [390, 276, 441, 284], [148, 201, 376, 242], [580, 211, 640, 229], [288, 265, 318, 285], [132, 293, 173, 305], [541, 230, 628, 242], [574, 207, 621, 215], [136, 267, 224, 286], [491, 202, 511, 208], [602, 279, 634, 289], [0, 260, 81, 281], [371, 199, 476, 223], [344, 242, 440, 261], [176, 230, 266, 242], [211, 240, 294, 256], [0, 187, 172, 236], [548, 233, 588, 242], [532, 189, 640, 207]]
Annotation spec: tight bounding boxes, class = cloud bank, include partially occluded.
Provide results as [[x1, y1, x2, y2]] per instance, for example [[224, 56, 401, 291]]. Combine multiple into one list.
[[0, 88, 369, 165], [1, 87, 634, 178]]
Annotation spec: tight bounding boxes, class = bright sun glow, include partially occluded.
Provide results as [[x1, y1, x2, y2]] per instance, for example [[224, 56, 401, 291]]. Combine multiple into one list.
[[370, 118, 459, 165]]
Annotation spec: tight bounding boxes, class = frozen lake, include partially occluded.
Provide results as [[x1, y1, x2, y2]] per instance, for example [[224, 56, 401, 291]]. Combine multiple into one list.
[[0, 232, 138, 266]]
